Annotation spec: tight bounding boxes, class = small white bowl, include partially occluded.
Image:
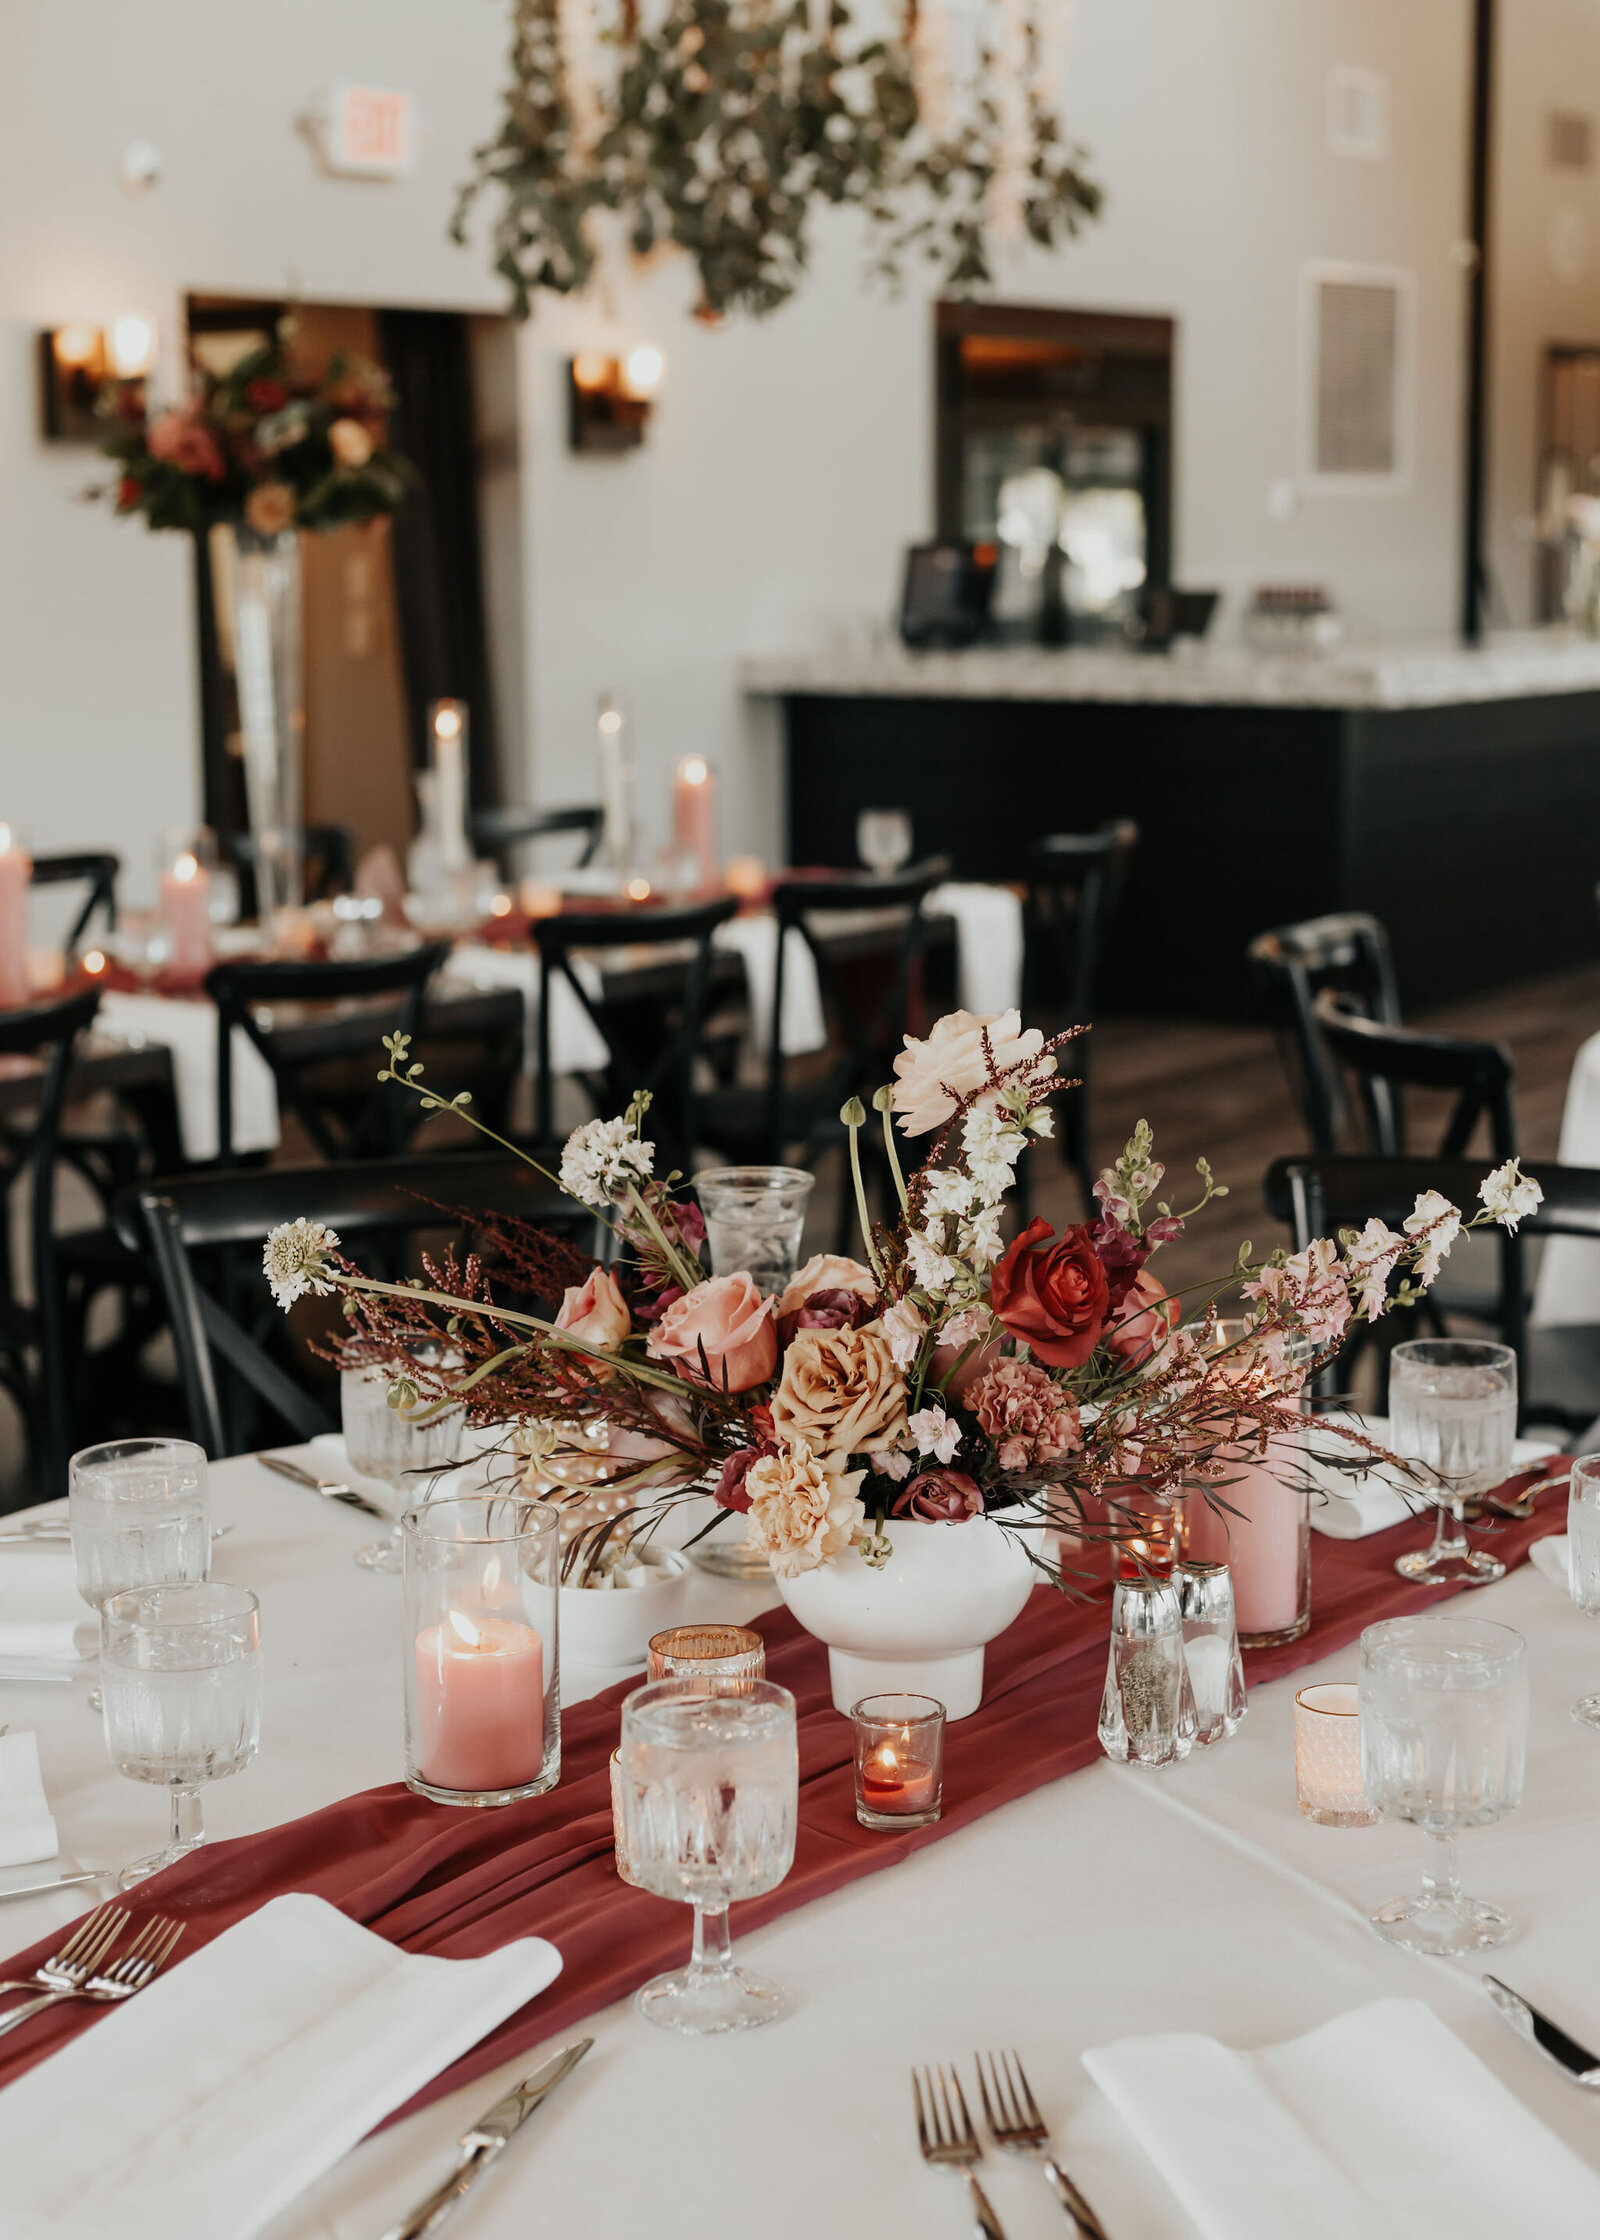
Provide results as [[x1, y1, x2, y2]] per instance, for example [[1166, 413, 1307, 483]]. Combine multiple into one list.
[[559, 1547, 689, 1671]]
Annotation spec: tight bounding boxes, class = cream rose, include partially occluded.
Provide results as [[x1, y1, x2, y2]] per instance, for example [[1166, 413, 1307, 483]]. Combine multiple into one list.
[[745, 1443, 866, 1576], [770, 1322, 907, 1458], [244, 481, 296, 536], [891, 1008, 1054, 1137], [774, 1253, 879, 1320], [328, 415, 376, 468], [646, 1272, 777, 1392], [555, 1267, 631, 1354]]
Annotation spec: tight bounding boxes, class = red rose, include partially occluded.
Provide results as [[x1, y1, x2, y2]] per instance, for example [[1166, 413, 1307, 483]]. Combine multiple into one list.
[[713, 1442, 775, 1514], [989, 1217, 1110, 1368], [116, 475, 141, 511], [245, 377, 290, 412]]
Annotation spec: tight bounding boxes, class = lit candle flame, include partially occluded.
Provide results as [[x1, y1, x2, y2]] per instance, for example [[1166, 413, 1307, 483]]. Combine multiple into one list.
[[433, 703, 463, 742], [0, 825, 13, 854], [82, 949, 106, 976], [875, 1744, 898, 1774], [173, 851, 199, 884], [625, 876, 653, 903], [447, 1610, 484, 1651], [680, 755, 709, 788]]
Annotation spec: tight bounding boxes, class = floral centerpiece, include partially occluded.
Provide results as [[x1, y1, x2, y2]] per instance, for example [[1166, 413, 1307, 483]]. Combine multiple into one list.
[[265, 1009, 1539, 1712]]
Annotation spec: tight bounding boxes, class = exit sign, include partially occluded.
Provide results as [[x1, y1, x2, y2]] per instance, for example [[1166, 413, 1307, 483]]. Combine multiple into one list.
[[322, 86, 415, 178]]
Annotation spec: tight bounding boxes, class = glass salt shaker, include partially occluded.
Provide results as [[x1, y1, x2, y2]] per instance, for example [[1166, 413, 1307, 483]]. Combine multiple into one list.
[[1098, 1574, 1198, 1766], [1172, 1557, 1247, 1746]]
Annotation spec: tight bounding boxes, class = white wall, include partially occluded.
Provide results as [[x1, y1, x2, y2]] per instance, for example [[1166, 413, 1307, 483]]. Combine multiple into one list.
[[0, 0, 1475, 884]]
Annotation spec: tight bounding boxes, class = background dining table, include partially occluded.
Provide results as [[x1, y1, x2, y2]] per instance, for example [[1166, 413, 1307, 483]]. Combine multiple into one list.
[[4, 1457, 1599, 2238]]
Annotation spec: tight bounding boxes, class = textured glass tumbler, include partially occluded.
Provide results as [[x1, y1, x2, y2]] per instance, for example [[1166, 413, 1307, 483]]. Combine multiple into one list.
[[1567, 1454, 1600, 1727], [1294, 1683, 1378, 1826], [402, 1494, 560, 1806], [1172, 1560, 1246, 1746], [647, 1625, 765, 1683], [70, 1437, 212, 1715], [1359, 1614, 1528, 1954], [1390, 1339, 1515, 1587], [1098, 1575, 1197, 1766], [621, 1677, 798, 2035], [851, 1692, 944, 1829], [695, 1167, 815, 1297]]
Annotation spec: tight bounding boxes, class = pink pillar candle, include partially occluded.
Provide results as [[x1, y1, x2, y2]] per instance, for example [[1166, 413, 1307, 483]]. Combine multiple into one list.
[[672, 755, 716, 891], [160, 851, 213, 982], [0, 828, 31, 1008], [413, 1612, 545, 1793], [1182, 1436, 1307, 1639]]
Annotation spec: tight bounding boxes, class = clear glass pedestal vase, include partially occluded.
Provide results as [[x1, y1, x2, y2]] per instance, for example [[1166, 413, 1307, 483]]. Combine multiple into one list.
[[216, 524, 304, 925]]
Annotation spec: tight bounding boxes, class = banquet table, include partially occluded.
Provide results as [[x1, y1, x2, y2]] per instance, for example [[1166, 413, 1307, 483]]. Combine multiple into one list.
[[5, 1458, 1599, 2238]]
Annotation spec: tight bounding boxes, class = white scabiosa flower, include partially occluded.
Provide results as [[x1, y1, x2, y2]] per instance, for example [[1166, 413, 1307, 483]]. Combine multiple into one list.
[[558, 1116, 654, 1208], [263, 1219, 340, 1312]]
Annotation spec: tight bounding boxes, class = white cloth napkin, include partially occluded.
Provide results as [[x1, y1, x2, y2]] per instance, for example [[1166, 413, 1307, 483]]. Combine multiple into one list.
[[1084, 1996, 1600, 2239], [0, 1546, 91, 1664], [1305, 1414, 1559, 1539], [1533, 1025, 1600, 1325], [925, 881, 1025, 1016], [0, 1891, 563, 2240], [0, 1732, 57, 1866], [1530, 1532, 1572, 1591], [714, 913, 828, 1057], [448, 943, 611, 1074], [96, 991, 279, 1163]]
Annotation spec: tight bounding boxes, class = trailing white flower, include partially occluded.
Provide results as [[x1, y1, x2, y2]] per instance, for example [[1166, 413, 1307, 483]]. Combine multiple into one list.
[[922, 1169, 980, 1221], [961, 1204, 1005, 1269], [881, 1298, 925, 1369], [1404, 1190, 1462, 1285], [1344, 1216, 1406, 1323], [1478, 1158, 1543, 1233], [263, 1219, 340, 1312], [908, 1403, 961, 1462], [962, 1106, 1025, 1199], [558, 1115, 654, 1208], [907, 1229, 962, 1293]]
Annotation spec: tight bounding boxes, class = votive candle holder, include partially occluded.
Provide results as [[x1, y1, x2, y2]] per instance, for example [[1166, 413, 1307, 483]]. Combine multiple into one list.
[[609, 1745, 642, 1886], [1294, 1682, 1379, 1826], [647, 1624, 765, 1682], [851, 1692, 944, 1830]]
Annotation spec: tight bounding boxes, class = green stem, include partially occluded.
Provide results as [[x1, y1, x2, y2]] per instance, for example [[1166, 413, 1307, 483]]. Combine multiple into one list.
[[327, 1274, 697, 1397], [879, 1096, 909, 1215], [845, 1120, 886, 1282], [380, 1069, 631, 1247]]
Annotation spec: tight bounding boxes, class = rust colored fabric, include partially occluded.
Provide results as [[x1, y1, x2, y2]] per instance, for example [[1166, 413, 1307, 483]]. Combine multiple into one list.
[[0, 1470, 1563, 2121]]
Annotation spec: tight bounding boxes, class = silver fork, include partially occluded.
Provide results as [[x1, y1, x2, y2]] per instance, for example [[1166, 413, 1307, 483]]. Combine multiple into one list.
[[914, 2063, 1007, 2239], [976, 2048, 1108, 2238], [0, 1912, 182, 2041], [0, 1902, 127, 2002]]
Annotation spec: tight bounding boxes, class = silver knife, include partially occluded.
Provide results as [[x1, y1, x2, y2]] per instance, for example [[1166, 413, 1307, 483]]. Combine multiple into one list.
[[1484, 1976, 1600, 2085], [259, 1453, 392, 1521], [380, 2040, 593, 2240]]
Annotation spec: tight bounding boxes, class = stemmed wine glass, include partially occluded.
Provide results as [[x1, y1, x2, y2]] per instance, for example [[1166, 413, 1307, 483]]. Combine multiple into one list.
[[620, 1676, 798, 2035], [99, 1581, 262, 1885], [68, 1438, 212, 1709], [1389, 1339, 1515, 1586], [342, 1356, 462, 1573], [1359, 1613, 1528, 1954], [856, 807, 913, 878], [1565, 1454, 1600, 1726]]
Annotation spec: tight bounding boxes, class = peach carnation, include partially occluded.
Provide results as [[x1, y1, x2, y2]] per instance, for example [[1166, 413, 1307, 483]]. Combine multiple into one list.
[[744, 1443, 866, 1576], [970, 1357, 1082, 1473]]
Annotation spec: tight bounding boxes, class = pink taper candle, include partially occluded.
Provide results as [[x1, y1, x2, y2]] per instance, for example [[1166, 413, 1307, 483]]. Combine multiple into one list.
[[672, 756, 716, 892], [413, 1611, 545, 1792], [160, 850, 213, 983], [0, 827, 30, 1009]]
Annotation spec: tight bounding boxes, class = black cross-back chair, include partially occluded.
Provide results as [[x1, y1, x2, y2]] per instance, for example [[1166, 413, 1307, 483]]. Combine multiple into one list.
[[1264, 1152, 1600, 1430], [533, 895, 739, 1177], [122, 1155, 601, 1458], [1248, 912, 1401, 1154], [31, 853, 119, 951], [204, 942, 452, 1168], [1022, 819, 1139, 1209], [471, 805, 604, 876], [1310, 991, 1517, 1162]]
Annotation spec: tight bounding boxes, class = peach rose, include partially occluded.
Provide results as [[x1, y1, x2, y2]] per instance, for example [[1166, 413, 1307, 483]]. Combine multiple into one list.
[[770, 1322, 907, 1458], [646, 1272, 777, 1392], [1104, 1267, 1180, 1370], [774, 1254, 879, 1320], [891, 1008, 1054, 1137], [745, 1442, 865, 1576], [245, 481, 296, 536], [328, 415, 375, 468], [555, 1267, 631, 1355]]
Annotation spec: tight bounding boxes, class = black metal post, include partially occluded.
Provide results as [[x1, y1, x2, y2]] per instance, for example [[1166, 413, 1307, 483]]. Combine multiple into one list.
[[1462, 0, 1495, 643]]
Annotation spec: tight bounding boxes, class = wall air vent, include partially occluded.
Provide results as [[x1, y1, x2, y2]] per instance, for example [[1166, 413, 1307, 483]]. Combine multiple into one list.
[[1301, 263, 1413, 492], [1327, 65, 1389, 161], [1549, 110, 1594, 171]]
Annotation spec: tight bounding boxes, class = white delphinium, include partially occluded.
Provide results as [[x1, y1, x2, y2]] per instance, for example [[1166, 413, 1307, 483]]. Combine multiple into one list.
[[1478, 1159, 1543, 1233], [1344, 1217, 1406, 1322], [964, 1204, 1005, 1268], [962, 1105, 1026, 1199], [907, 1228, 962, 1294], [263, 1219, 340, 1311], [1403, 1190, 1462, 1285], [558, 1115, 654, 1208], [881, 1298, 925, 1369], [908, 1404, 961, 1463]]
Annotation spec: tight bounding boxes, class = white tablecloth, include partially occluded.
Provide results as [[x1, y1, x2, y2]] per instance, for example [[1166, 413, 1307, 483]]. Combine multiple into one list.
[[96, 992, 279, 1163], [1532, 1026, 1600, 1326], [4, 1465, 1598, 2237]]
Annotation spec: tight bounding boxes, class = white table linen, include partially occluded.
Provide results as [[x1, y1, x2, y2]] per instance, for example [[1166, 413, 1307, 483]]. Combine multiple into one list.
[[0, 1547, 90, 1664], [3, 1459, 1600, 2236], [1304, 1414, 1558, 1539], [96, 991, 279, 1163], [1532, 1025, 1600, 1325], [0, 1891, 561, 2240], [0, 1733, 57, 1866], [1085, 1996, 1600, 2239], [925, 881, 1025, 1015], [713, 914, 828, 1058], [446, 945, 610, 1074]]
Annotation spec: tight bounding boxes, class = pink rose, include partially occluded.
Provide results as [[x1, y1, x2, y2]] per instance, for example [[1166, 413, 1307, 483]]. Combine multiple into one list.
[[775, 1253, 877, 1317], [328, 415, 375, 468], [1104, 1267, 1180, 1369], [891, 1469, 985, 1522], [555, 1267, 631, 1353], [647, 1273, 777, 1392], [147, 409, 226, 482]]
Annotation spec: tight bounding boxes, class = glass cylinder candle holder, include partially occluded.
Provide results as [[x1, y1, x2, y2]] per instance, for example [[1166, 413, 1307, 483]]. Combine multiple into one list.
[[1098, 1575, 1197, 1767], [402, 1493, 560, 1806], [1180, 1321, 1312, 1647], [851, 1693, 944, 1830], [647, 1625, 765, 1683], [1294, 1682, 1379, 1827], [1172, 1559, 1246, 1746]]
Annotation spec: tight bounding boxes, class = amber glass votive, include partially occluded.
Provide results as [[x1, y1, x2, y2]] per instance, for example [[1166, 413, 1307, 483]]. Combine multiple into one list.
[[1294, 1682, 1379, 1826], [1113, 1493, 1178, 1580], [851, 1693, 945, 1831], [646, 1624, 765, 1682]]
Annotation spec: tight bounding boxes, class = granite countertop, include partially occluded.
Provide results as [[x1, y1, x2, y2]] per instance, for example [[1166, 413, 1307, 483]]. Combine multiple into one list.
[[739, 632, 1600, 710]]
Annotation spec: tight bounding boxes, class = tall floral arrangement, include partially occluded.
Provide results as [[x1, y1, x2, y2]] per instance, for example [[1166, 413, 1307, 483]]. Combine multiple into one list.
[[265, 1009, 1540, 1583]]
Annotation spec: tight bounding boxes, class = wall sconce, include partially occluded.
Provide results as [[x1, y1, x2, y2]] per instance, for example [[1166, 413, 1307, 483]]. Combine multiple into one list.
[[38, 315, 154, 442], [567, 344, 665, 454]]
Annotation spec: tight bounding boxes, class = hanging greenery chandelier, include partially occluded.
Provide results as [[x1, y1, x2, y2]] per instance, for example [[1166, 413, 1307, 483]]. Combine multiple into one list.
[[454, 0, 1102, 320]]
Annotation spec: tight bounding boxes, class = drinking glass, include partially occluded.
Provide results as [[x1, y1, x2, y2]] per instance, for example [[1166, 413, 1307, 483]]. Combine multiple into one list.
[[1565, 1453, 1600, 1726], [620, 1676, 798, 2034], [856, 807, 913, 877], [694, 1167, 815, 1296], [1359, 1614, 1528, 1954], [69, 1438, 211, 1708], [342, 1357, 462, 1574], [647, 1625, 766, 1682], [99, 1581, 262, 1885], [1389, 1338, 1515, 1585]]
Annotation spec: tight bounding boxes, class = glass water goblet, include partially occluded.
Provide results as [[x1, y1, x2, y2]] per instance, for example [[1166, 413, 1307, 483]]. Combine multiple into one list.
[[856, 807, 913, 878], [1565, 1453, 1600, 1726], [620, 1676, 798, 2035], [69, 1438, 212, 1710], [342, 1359, 462, 1573], [1359, 1613, 1528, 1954], [99, 1581, 262, 1886], [1389, 1339, 1515, 1585]]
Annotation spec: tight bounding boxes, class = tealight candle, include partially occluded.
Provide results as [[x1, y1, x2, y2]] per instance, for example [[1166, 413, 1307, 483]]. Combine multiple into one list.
[[1294, 1681, 1378, 1826], [159, 849, 213, 983], [851, 1692, 945, 1830], [412, 1610, 545, 1796], [0, 823, 32, 1008]]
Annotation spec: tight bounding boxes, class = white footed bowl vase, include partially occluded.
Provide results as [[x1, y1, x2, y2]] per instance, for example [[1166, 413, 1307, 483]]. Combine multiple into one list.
[[773, 1511, 1035, 1720]]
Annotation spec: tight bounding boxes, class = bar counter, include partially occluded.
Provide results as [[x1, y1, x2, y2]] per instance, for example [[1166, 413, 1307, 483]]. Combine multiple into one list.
[[743, 633, 1600, 1016]]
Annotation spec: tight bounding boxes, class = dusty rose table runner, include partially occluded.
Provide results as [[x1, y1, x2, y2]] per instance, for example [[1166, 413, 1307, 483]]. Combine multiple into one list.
[[0, 1470, 1563, 2118]]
